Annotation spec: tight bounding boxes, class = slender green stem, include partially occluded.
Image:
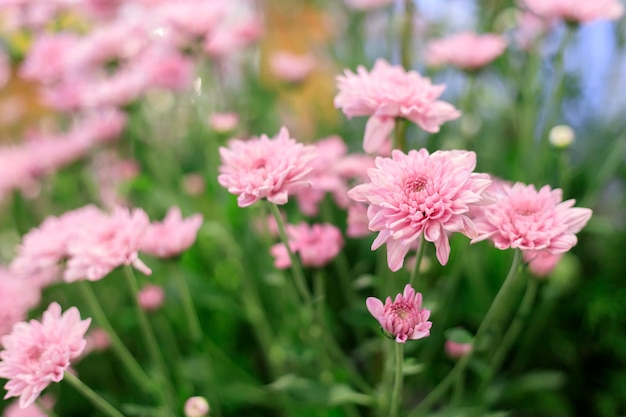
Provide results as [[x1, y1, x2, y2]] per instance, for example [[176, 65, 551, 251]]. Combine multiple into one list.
[[409, 234, 426, 288], [171, 264, 203, 342], [407, 249, 523, 417], [389, 343, 404, 417], [77, 281, 155, 393], [267, 202, 313, 308], [64, 372, 125, 417], [123, 266, 177, 412], [394, 118, 408, 153]]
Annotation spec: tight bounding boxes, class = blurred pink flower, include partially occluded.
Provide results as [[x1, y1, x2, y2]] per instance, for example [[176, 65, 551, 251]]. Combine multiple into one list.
[[141, 207, 203, 258], [515, 11, 554, 49], [218, 127, 317, 207], [471, 183, 592, 254], [426, 32, 507, 70], [344, 0, 394, 10], [137, 284, 165, 311], [335, 59, 461, 153], [209, 112, 239, 133], [520, 0, 624, 23], [269, 51, 316, 82], [83, 328, 111, 355], [0, 303, 90, 408], [203, 16, 263, 58], [156, 1, 225, 36], [0, 268, 41, 337], [19, 33, 79, 84], [348, 149, 491, 271], [445, 340, 472, 358], [346, 202, 371, 238], [140, 49, 195, 91], [64, 207, 152, 282], [524, 250, 563, 277], [184, 396, 210, 417], [270, 223, 344, 269], [181, 173, 206, 196], [366, 284, 432, 343], [2, 395, 55, 417]]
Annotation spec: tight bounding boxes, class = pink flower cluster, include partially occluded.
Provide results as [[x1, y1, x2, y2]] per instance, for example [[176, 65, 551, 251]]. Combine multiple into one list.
[[218, 127, 318, 207], [426, 32, 507, 71], [520, 0, 624, 23], [349, 149, 491, 271], [271, 223, 344, 269], [366, 284, 432, 343], [335, 59, 461, 153], [10, 206, 202, 283], [0, 303, 91, 408]]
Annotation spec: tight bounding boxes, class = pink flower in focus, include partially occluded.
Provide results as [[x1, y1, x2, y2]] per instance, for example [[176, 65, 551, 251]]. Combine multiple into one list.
[[344, 0, 395, 10], [3, 395, 55, 417], [348, 149, 491, 271], [520, 0, 624, 23], [140, 207, 203, 258], [366, 284, 432, 343], [335, 59, 461, 153], [218, 127, 317, 207], [0, 303, 91, 408], [471, 183, 592, 254], [137, 284, 165, 311], [0, 268, 41, 337], [209, 112, 239, 133], [523, 250, 563, 277], [425, 32, 507, 71], [269, 51, 316, 82], [270, 223, 344, 269], [445, 340, 472, 358], [64, 207, 152, 282]]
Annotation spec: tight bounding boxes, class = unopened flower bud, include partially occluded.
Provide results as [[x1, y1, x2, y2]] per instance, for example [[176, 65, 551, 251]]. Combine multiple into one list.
[[549, 125, 575, 148], [185, 396, 210, 417], [137, 284, 165, 311], [445, 340, 472, 359]]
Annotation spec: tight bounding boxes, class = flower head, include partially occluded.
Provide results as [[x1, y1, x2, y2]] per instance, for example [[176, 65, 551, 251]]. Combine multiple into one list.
[[269, 51, 316, 83], [348, 149, 491, 271], [426, 32, 507, 71], [140, 207, 203, 258], [0, 303, 91, 408], [520, 0, 624, 23], [270, 223, 344, 268], [471, 183, 592, 254], [218, 127, 317, 207], [366, 284, 432, 343], [335, 59, 460, 153], [137, 284, 165, 311], [184, 396, 210, 417]]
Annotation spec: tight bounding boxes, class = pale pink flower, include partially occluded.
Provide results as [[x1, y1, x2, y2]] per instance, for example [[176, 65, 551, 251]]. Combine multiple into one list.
[[270, 223, 344, 269], [157, 1, 225, 36], [269, 51, 316, 83], [3, 395, 55, 417], [19, 33, 79, 84], [445, 340, 472, 358], [515, 11, 554, 49], [184, 396, 210, 417], [346, 202, 371, 238], [203, 15, 263, 58], [218, 127, 317, 207], [140, 207, 203, 258], [83, 328, 111, 354], [0, 268, 41, 337], [524, 250, 562, 277], [335, 59, 461, 153], [209, 112, 239, 133], [348, 149, 491, 271], [137, 284, 165, 311], [344, 0, 394, 11], [426, 32, 507, 71], [366, 284, 432, 343], [0, 303, 91, 408], [471, 183, 592, 254], [520, 0, 624, 23], [139, 49, 195, 92], [64, 207, 152, 282]]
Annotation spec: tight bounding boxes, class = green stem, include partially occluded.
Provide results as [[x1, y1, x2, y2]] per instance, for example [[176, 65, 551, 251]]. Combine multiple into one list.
[[407, 249, 523, 417], [389, 343, 404, 417], [394, 118, 408, 153], [77, 281, 155, 394], [64, 372, 124, 417], [267, 202, 313, 308], [123, 266, 177, 412], [409, 234, 426, 288], [171, 265, 203, 342]]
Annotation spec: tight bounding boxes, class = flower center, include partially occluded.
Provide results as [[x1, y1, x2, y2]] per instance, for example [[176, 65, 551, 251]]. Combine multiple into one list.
[[27, 346, 42, 363], [515, 204, 537, 216], [392, 304, 411, 320], [407, 175, 429, 193]]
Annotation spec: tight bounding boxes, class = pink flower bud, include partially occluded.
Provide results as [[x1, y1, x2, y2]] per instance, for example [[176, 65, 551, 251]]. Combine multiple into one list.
[[185, 396, 210, 417], [137, 284, 165, 311], [445, 340, 472, 359]]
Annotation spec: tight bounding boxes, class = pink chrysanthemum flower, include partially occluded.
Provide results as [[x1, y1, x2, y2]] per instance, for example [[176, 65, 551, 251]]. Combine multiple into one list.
[[140, 207, 203, 258], [334, 59, 461, 153], [218, 127, 317, 207], [520, 0, 624, 23], [471, 183, 592, 254], [270, 223, 344, 269], [348, 149, 491, 271], [366, 284, 432, 343], [0, 303, 91, 408], [425, 32, 507, 71]]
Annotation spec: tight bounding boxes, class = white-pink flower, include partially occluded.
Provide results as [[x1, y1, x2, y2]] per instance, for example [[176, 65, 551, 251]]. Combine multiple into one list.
[[335, 59, 461, 153], [208, 112, 239, 133], [348, 149, 491, 271], [425, 32, 507, 70], [0, 303, 90, 408], [344, 0, 395, 11], [270, 223, 344, 269], [140, 207, 203, 258], [218, 127, 317, 207], [269, 51, 316, 83], [471, 183, 592, 254], [520, 0, 624, 23], [366, 284, 432, 343]]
